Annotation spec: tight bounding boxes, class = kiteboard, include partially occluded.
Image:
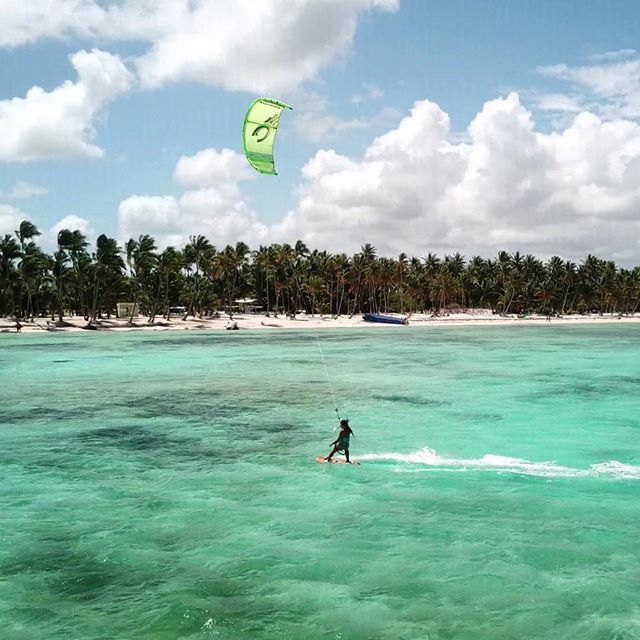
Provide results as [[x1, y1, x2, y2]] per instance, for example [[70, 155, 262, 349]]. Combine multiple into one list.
[[315, 455, 360, 465]]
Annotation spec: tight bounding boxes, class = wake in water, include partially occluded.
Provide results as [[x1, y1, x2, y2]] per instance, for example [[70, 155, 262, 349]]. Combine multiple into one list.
[[357, 447, 640, 480]]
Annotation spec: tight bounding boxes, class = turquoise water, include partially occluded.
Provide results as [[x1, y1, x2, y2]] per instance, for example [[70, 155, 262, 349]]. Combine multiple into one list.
[[1, 325, 639, 640]]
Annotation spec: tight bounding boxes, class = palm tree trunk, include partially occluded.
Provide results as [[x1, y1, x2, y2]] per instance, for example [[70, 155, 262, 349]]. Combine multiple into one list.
[[128, 290, 138, 324], [91, 276, 99, 322]]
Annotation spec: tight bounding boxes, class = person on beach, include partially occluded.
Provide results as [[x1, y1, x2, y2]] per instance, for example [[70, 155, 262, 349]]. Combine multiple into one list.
[[326, 419, 354, 463]]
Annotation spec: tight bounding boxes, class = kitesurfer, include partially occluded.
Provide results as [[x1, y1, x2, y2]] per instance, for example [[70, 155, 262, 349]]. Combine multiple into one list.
[[325, 419, 354, 463]]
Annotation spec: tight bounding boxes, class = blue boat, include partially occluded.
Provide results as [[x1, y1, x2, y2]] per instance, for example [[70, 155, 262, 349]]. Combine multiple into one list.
[[362, 313, 408, 325]]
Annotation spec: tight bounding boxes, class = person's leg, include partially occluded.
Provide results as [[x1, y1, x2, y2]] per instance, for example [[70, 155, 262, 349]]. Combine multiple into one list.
[[326, 445, 338, 461], [344, 447, 350, 463]]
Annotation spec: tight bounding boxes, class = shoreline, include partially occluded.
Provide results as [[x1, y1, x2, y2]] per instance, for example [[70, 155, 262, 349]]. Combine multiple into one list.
[[2, 311, 640, 334]]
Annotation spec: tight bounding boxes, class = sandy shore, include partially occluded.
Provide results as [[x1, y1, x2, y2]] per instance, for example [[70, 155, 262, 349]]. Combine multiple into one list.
[[2, 310, 640, 334]]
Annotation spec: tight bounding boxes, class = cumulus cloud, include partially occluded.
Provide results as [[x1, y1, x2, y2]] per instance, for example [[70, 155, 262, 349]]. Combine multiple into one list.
[[49, 214, 95, 244], [0, 204, 24, 235], [276, 93, 640, 264], [0, 0, 399, 93], [173, 148, 254, 189], [0, 49, 133, 162], [118, 148, 268, 249]]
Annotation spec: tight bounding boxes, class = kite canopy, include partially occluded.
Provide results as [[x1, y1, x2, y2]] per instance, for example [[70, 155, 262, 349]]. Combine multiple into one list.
[[242, 97, 292, 175]]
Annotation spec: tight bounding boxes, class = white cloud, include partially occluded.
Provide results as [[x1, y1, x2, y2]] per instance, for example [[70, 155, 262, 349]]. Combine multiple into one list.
[[587, 49, 637, 63], [0, 0, 399, 93], [293, 107, 370, 144], [351, 82, 385, 104], [49, 214, 95, 244], [535, 93, 582, 113], [118, 148, 268, 249], [0, 49, 133, 162], [173, 148, 254, 189], [0, 181, 48, 199], [135, 0, 398, 92], [275, 93, 640, 264], [0, 204, 24, 236], [291, 91, 400, 143], [16, 213, 97, 252], [0, 0, 103, 47], [538, 53, 640, 120], [541, 60, 640, 98]]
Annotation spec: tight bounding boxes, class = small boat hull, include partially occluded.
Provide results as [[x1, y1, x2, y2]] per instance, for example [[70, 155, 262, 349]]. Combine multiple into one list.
[[362, 313, 408, 325]]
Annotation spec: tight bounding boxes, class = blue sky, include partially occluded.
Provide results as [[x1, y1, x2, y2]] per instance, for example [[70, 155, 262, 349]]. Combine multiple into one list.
[[1, 0, 640, 263]]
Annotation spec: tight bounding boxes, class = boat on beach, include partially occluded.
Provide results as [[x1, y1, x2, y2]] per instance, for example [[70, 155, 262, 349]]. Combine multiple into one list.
[[362, 313, 409, 325]]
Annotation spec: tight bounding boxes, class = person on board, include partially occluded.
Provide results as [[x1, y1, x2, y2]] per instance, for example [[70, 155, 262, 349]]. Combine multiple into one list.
[[325, 419, 354, 463]]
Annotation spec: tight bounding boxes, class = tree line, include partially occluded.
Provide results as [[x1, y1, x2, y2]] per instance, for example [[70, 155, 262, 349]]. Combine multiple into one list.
[[1, 220, 639, 322]]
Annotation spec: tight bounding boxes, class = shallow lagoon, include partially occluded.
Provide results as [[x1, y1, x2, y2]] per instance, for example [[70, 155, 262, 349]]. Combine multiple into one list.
[[1, 325, 639, 639]]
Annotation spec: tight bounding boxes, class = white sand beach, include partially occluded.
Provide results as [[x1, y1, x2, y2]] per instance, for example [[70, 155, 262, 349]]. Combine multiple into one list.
[[2, 310, 640, 334]]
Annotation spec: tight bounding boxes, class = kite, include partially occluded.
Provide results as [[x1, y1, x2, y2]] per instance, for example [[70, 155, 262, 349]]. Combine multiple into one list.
[[242, 97, 292, 175]]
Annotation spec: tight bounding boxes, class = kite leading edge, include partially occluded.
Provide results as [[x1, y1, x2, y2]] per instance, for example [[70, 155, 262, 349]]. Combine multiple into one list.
[[242, 97, 292, 175]]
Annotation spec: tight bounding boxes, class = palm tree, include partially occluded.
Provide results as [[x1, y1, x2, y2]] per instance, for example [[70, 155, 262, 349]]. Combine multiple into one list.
[[125, 235, 158, 323], [15, 219, 43, 318], [15, 220, 40, 253], [306, 274, 326, 316], [347, 244, 376, 315], [156, 247, 183, 320], [18, 242, 51, 320], [267, 244, 286, 317], [422, 253, 441, 310], [405, 257, 425, 313], [51, 249, 70, 322], [0, 234, 21, 316], [519, 255, 544, 313], [443, 253, 466, 308], [91, 234, 125, 322], [395, 252, 408, 314], [57, 229, 90, 318], [253, 245, 276, 316], [182, 235, 214, 319], [291, 240, 310, 315], [495, 251, 516, 313], [331, 253, 349, 317], [217, 242, 250, 318]]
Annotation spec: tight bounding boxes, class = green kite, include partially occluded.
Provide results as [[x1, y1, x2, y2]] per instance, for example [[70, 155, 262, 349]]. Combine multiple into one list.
[[242, 97, 292, 175]]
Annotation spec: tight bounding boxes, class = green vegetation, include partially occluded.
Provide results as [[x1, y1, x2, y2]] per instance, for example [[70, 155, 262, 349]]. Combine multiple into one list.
[[1, 221, 639, 321]]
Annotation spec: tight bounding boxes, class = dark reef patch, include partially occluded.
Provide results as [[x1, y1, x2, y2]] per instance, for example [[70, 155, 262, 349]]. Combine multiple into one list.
[[372, 393, 450, 407]]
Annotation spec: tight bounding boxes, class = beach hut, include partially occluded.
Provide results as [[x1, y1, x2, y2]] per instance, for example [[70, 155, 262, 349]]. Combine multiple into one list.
[[234, 298, 259, 313], [117, 302, 139, 318]]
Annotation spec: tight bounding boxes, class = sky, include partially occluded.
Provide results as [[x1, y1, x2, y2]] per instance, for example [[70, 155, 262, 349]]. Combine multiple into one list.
[[1, 0, 640, 264]]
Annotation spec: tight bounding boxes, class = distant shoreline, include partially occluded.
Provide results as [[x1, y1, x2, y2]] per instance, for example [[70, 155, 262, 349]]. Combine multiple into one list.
[[2, 311, 640, 334]]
